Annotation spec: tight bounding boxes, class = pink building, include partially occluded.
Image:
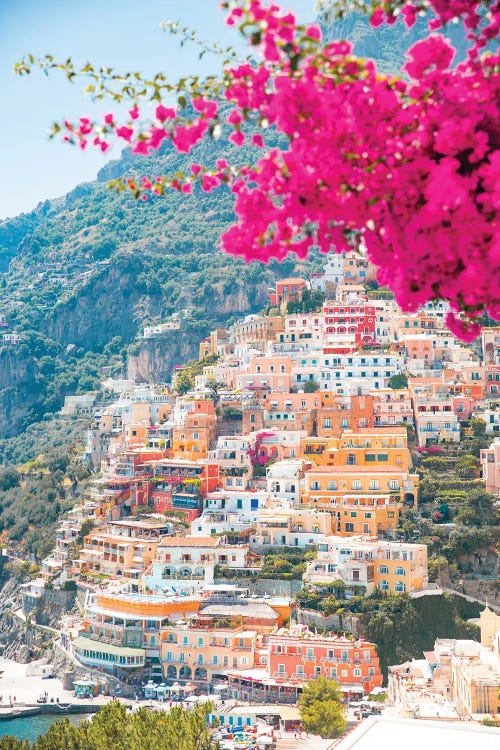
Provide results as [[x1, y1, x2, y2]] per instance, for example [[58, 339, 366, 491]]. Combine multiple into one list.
[[481, 438, 500, 496]]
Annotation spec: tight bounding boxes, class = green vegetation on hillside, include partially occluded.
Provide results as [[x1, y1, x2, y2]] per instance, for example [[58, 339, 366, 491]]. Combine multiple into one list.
[[296, 590, 480, 679], [0, 436, 90, 559], [0, 135, 322, 439]]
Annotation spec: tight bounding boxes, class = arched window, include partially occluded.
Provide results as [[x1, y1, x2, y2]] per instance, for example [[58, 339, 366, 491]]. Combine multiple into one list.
[[394, 581, 406, 592], [378, 565, 389, 574], [394, 566, 405, 576]]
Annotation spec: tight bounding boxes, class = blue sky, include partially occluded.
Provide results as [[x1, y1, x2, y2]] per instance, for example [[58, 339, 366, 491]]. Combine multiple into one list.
[[0, 0, 315, 220]]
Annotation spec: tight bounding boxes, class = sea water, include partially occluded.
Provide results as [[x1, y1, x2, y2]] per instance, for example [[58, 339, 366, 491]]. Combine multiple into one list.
[[0, 713, 91, 742]]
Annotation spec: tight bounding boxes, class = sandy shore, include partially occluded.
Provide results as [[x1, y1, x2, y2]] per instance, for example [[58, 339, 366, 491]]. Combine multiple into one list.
[[0, 657, 112, 707]]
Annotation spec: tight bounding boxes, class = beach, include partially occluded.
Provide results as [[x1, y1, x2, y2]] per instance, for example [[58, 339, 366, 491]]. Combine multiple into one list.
[[0, 656, 110, 709]]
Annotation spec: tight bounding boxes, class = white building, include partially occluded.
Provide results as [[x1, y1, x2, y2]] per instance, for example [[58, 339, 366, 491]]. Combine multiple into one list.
[[266, 460, 303, 503], [319, 352, 404, 393], [192, 489, 270, 536]]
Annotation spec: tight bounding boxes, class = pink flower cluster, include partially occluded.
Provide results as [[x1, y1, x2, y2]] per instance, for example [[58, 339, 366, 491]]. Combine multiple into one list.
[[371, 0, 500, 50], [61, 0, 500, 340], [62, 98, 218, 156]]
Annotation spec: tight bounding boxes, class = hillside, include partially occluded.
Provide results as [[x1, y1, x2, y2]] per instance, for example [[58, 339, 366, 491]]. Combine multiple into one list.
[[0, 134, 320, 443], [0, 8, 467, 444], [321, 10, 467, 71]]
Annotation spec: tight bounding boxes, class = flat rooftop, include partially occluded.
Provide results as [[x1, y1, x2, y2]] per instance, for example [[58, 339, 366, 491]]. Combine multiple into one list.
[[336, 716, 500, 750]]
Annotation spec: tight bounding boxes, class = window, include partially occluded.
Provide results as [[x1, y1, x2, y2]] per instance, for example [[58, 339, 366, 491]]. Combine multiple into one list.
[[379, 565, 389, 574], [394, 566, 405, 576], [389, 480, 399, 490], [369, 480, 379, 490], [377, 453, 389, 462], [347, 453, 356, 465], [328, 480, 337, 490], [278, 664, 285, 675], [311, 481, 320, 491], [324, 418, 331, 428], [378, 579, 389, 591], [297, 665, 304, 676], [394, 581, 406, 592], [365, 453, 376, 462], [352, 480, 361, 490], [354, 668, 362, 677], [345, 522, 354, 532]]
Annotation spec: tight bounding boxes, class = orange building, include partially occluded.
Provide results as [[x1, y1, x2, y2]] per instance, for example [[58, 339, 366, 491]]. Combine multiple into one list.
[[171, 400, 217, 460], [316, 394, 375, 438], [268, 625, 382, 695]]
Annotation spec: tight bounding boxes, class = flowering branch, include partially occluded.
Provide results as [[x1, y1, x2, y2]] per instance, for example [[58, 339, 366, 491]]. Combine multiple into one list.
[[14, 0, 500, 341]]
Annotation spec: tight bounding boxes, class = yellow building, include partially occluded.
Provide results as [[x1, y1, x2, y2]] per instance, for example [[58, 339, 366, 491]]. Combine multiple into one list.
[[303, 463, 418, 509], [75, 528, 162, 581], [304, 535, 428, 594], [300, 427, 412, 471], [329, 494, 401, 537]]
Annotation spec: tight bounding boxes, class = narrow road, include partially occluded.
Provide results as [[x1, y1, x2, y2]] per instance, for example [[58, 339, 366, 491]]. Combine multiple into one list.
[[441, 587, 500, 612]]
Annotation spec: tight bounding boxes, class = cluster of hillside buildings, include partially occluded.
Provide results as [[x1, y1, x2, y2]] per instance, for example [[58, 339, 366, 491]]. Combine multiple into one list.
[[28, 259, 500, 717]]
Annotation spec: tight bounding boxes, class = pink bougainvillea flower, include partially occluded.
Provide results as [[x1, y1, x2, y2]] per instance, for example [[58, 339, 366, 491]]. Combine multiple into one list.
[[128, 104, 140, 120], [155, 104, 176, 122]]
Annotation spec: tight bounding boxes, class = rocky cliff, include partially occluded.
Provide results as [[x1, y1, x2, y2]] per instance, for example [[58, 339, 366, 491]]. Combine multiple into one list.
[[0, 347, 43, 438]]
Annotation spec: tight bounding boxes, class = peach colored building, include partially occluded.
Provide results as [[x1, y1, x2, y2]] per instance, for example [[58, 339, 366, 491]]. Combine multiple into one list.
[[161, 620, 257, 683], [237, 356, 293, 393], [372, 388, 413, 426]]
